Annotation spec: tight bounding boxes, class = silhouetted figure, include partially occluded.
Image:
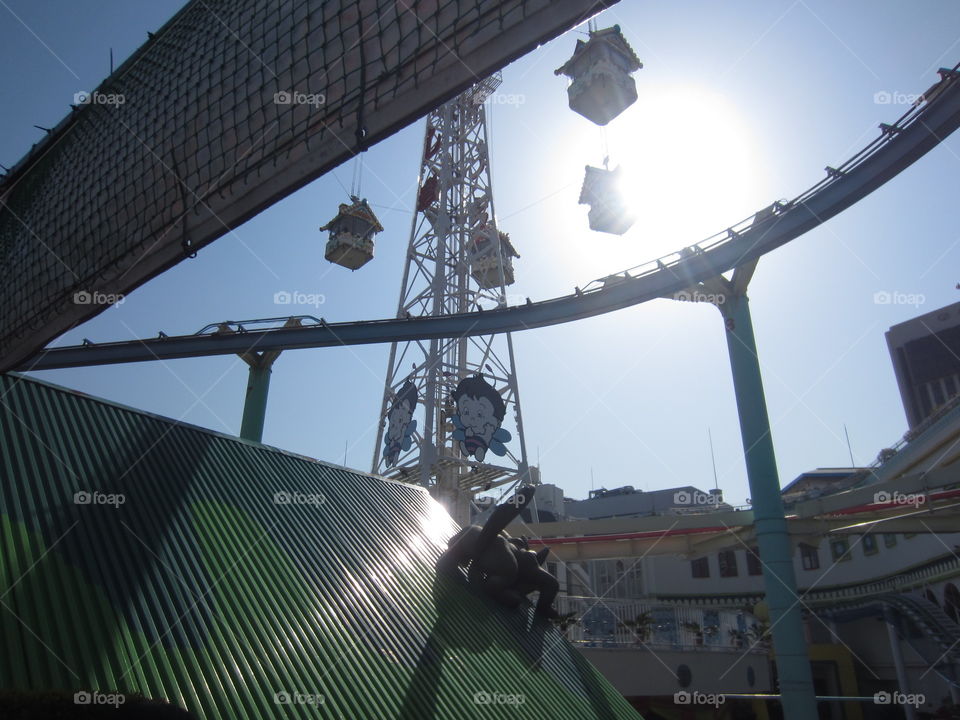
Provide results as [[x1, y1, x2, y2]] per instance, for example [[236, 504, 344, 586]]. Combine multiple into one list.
[[437, 486, 560, 619]]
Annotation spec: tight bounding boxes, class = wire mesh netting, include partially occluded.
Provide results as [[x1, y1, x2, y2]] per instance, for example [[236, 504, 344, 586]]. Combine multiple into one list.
[[0, 0, 613, 371]]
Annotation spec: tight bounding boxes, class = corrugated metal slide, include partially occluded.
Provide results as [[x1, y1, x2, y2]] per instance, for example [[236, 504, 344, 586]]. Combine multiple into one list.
[[0, 373, 640, 719]]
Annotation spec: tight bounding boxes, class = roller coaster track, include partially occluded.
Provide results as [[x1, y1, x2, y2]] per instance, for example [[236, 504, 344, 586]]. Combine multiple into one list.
[[17, 65, 960, 372]]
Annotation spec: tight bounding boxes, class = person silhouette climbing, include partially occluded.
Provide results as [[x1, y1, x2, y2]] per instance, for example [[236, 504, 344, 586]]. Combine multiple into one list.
[[436, 486, 560, 619]]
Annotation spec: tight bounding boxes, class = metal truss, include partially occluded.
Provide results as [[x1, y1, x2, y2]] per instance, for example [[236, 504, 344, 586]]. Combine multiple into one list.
[[371, 74, 530, 522]]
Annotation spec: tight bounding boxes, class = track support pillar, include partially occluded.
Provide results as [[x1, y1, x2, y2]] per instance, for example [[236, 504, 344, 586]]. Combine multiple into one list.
[[669, 261, 818, 720]]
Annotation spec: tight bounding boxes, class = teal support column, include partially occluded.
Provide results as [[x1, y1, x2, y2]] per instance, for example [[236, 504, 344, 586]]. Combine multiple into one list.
[[239, 351, 279, 442], [719, 292, 818, 720]]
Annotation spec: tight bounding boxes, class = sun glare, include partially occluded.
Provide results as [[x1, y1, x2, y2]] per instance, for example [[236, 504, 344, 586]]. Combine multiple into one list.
[[545, 85, 764, 279], [619, 87, 763, 249]]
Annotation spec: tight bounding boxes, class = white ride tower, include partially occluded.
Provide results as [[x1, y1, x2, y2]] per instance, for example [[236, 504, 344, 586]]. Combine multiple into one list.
[[371, 74, 531, 525]]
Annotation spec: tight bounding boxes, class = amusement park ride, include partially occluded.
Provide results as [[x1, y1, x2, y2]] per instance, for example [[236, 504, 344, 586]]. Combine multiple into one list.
[[558, 24, 643, 235], [316, 24, 646, 523], [6, 6, 960, 717], [367, 72, 529, 524]]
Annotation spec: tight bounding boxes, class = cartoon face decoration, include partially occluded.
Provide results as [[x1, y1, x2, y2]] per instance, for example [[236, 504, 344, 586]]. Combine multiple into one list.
[[384, 381, 418, 467], [450, 376, 511, 462]]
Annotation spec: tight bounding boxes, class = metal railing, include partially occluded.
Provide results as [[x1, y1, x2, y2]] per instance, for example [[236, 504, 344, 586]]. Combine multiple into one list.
[[555, 595, 768, 653]]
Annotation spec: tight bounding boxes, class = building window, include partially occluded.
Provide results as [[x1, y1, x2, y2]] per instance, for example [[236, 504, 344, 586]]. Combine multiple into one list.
[[746, 546, 763, 576], [691, 557, 710, 579], [718, 549, 738, 578], [830, 538, 850, 562], [946, 584, 960, 623], [932, 379, 946, 407], [800, 543, 820, 570], [883, 533, 898, 548], [945, 375, 958, 399], [862, 534, 878, 555], [621, 562, 643, 598], [919, 385, 933, 419], [928, 371, 944, 413]]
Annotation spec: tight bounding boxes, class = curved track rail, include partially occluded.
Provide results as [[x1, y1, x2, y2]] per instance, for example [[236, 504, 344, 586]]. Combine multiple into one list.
[[19, 66, 960, 372]]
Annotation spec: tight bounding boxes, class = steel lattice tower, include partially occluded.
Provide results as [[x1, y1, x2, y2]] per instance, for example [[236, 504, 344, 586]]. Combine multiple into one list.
[[371, 74, 531, 524]]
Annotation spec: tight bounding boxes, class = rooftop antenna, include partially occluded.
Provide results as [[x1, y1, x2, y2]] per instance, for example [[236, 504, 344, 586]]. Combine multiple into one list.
[[708, 427, 719, 492], [110, 48, 114, 74], [843, 424, 856, 466], [343, 439, 348, 467]]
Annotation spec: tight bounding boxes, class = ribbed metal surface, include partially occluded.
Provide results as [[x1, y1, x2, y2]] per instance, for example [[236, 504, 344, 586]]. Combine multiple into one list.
[[0, 373, 640, 719]]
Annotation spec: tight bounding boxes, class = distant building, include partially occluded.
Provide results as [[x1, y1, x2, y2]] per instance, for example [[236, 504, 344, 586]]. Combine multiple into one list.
[[886, 300, 960, 428], [779, 467, 862, 504], [564, 485, 730, 520], [472, 482, 730, 524], [511, 460, 960, 714]]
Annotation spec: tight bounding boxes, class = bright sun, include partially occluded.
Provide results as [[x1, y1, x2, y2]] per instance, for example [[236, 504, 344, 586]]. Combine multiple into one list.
[[616, 86, 764, 252], [547, 84, 765, 279]]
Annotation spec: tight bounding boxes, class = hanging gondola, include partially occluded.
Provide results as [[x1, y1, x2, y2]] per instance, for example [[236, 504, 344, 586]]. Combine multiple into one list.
[[467, 223, 519, 289], [555, 25, 642, 126], [320, 195, 384, 270], [578, 164, 635, 235]]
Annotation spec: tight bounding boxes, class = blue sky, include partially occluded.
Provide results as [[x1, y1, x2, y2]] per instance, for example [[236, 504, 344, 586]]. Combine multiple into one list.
[[2, 1, 960, 507]]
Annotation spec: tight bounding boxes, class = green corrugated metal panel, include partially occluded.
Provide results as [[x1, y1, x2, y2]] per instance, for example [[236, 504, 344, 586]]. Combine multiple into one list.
[[0, 373, 641, 719]]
